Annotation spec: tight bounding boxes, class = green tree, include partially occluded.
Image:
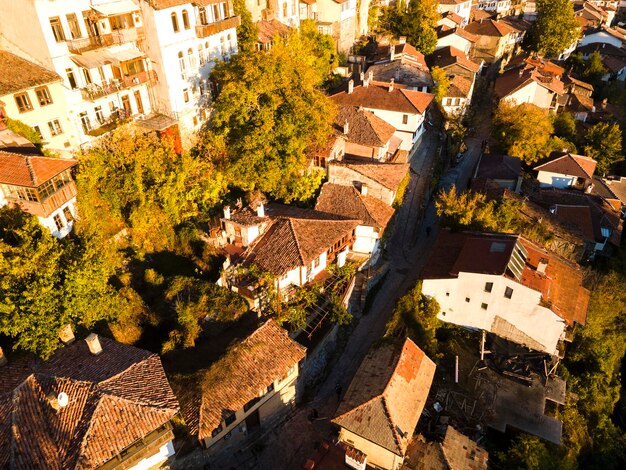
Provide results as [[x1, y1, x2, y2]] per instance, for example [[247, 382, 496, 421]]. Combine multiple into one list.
[[584, 122, 623, 175], [232, 0, 258, 53], [5, 118, 44, 147], [552, 112, 577, 142], [198, 30, 335, 203], [380, 0, 439, 55], [76, 124, 224, 251], [0, 207, 126, 358], [494, 103, 554, 164], [431, 66, 450, 104], [300, 19, 338, 78], [532, 0, 580, 58], [583, 51, 608, 82]]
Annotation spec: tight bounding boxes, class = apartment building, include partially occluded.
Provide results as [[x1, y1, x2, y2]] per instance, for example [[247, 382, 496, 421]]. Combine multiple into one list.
[[136, 0, 240, 143], [0, 0, 155, 147], [316, 0, 357, 52], [246, 0, 300, 27]]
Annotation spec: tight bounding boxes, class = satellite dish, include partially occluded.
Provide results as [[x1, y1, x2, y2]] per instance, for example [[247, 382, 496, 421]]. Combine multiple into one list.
[[57, 392, 69, 408]]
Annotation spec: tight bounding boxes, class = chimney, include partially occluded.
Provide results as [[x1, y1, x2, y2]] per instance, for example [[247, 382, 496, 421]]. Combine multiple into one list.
[[368, 70, 373, 84], [85, 333, 103, 355], [256, 202, 265, 217], [537, 258, 548, 275], [0, 346, 6, 366], [59, 324, 75, 344], [518, 67, 524, 77], [348, 79, 354, 94], [360, 183, 368, 196], [362, 71, 369, 88], [47, 392, 69, 412], [389, 78, 394, 92], [223, 205, 231, 220], [602, 97, 608, 109], [390, 45, 395, 61], [343, 120, 349, 135], [398, 36, 406, 44]]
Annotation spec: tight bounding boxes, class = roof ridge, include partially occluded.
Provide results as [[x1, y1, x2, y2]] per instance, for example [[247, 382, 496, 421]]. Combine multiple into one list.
[[287, 218, 306, 267], [569, 154, 595, 178], [380, 395, 404, 452]]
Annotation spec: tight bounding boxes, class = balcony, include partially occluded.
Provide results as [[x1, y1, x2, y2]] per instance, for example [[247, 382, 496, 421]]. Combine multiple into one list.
[[195, 16, 241, 38], [67, 27, 145, 54], [85, 109, 128, 137], [80, 70, 156, 101], [10, 182, 78, 218]]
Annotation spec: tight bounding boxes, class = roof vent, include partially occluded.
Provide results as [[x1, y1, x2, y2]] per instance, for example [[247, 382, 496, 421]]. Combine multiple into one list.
[[343, 120, 349, 135], [537, 258, 548, 275], [85, 333, 103, 355], [256, 202, 265, 218], [348, 79, 354, 94], [0, 346, 7, 366], [389, 78, 394, 92], [360, 183, 368, 196], [59, 324, 75, 344], [223, 205, 231, 220]]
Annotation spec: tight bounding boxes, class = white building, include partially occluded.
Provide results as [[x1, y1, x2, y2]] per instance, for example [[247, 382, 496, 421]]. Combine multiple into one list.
[[135, 0, 239, 144], [476, 0, 512, 16], [0, 0, 156, 148], [245, 0, 301, 27], [315, 0, 357, 52], [0, 150, 78, 238], [437, 0, 472, 27], [534, 151, 597, 189], [421, 231, 590, 356]]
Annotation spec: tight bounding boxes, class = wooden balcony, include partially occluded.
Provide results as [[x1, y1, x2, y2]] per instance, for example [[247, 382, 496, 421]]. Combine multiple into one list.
[[195, 16, 240, 38], [67, 27, 145, 54], [9, 182, 77, 218], [80, 70, 156, 101]]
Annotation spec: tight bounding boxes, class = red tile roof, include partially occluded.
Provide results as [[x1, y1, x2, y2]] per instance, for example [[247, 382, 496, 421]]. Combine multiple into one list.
[[331, 82, 434, 115], [315, 183, 395, 230], [495, 67, 565, 100], [256, 19, 291, 44], [534, 152, 597, 179], [0, 151, 77, 187], [474, 153, 522, 181], [0, 51, 61, 96], [0, 337, 179, 470], [465, 19, 515, 37], [447, 74, 473, 97], [335, 105, 396, 147], [336, 160, 410, 191], [333, 338, 436, 455], [177, 320, 306, 441], [433, 46, 482, 73]]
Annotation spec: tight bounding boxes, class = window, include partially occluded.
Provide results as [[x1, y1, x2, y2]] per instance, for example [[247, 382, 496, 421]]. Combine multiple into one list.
[[171, 12, 179, 32], [66, 13, 81, 39], [484, 282, 493, 293], [188, 48, 196, 69], [481, 303, 488, 310], [244, 396, 261, 412], [182, 10, 190, 29], [53, 214, 64, 231], [224, 412, 236, 426], [213, 4, 222, 22], [35, 86, 53, 106], [402, 114, 408, 125], [198, 44, 204, 65], [95, 106, 104, 124], [33, 125, 43, 138], [465, 297, 470, 303], [199, 7, 208, 25], [66, 68, 78, 89], [82, 68, 92, 85], [445, 292, 450, 296], [14, 93, 33, 113], [79, 111, 91, 134], [504, 287, 513, 299], [211, 424, 223, 437], [49, 17, 65, 42], [63, 207, 74, 223], [292, 0, 296, 15], [39, 180, 56, 199], [283, 2, 288, 17], [192, 115, 198, 126], [266, 382, 275, 394], [220, 36, 227, 55], [183, 88, 189, 103], [47, 119, 63, 136], [178, 51, 186, 79], [228, 33, 234, 53]]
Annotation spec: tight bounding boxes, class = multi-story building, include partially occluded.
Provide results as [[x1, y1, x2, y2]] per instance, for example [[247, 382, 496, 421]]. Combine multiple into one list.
[[0, 51, 79, 155], [136, 0, 240, 143], [246, 0, 300, 27], [316, 0, 357, 52], [438, 0, 472, 27], [0, 0, 156, 147]]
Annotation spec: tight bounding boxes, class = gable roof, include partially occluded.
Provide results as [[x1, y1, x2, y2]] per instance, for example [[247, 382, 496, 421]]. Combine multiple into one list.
[[333, 160, 410, 191], [447, 75, 473, 98], [474, 153, 521, 181], [0, 51, 61, 96], [0, 151, 77, 187], [495, 67, 565, 100], [465, 19, 515, 37], [331, 82, 434, 115], [366, 61, 434, 89], [333, 338, 435, 456], [534, 152, 597, 179], [0, 337, 179, 470], [244, 206, 360, 275], [315, 183, 395, 230], [177, 320, 306, 441], [335, 105, 396, 147], [432, 46, 481, 73], [409, 426, 488, 470], [256, 18, 291, 45]]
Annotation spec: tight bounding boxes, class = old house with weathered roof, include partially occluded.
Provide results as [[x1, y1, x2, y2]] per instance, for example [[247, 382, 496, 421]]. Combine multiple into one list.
[[534, 151, 597, 189], [333, 337, 436, 469], [0, 151, 78, 238], [464, 18, 524, 63], [472, 152, 522, 193], [435, 25, 478, 56], [316, 182, 395, 258], [367, 41, 434, 92], [421, 231, 590, 356], [175, 320, 306, 451], [0, 333, 180, 470], [327, 160, 410, 206], [437, 0, 472, 27], [330, 77, 434, 150]]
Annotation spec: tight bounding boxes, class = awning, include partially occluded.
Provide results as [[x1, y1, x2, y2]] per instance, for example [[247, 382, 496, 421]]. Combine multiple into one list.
[[109, 48, 144, 64], [71, 47, 145, 69], [91, 0, 139, 16]]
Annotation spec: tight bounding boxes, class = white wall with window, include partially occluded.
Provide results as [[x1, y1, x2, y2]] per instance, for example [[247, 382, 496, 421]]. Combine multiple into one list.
[[38, 197, 77, 239]]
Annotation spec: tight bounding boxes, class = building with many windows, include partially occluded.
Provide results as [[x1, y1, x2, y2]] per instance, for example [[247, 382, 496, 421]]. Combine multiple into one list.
[[0, 0, 156, 147]]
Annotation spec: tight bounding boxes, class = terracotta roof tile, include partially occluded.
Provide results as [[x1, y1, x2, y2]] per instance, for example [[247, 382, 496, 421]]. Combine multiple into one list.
[[256, 19, 291, 44], [433, 46, 481, 73], [0, 51, 61, 96], [447, 75, 473, 97], [315, 183, 395, 230], [0, 337, 179, 470], [335, 106, 396, 147], [465, 19, 515, 37], [333, 338, 435, 455], [474, 153, 521, 181], [0, 151, 77, 187], [335, 160, 410, 191], [534, 152, 597, 179], [177, 320, 306, 440], [331, 83, 433, 115]]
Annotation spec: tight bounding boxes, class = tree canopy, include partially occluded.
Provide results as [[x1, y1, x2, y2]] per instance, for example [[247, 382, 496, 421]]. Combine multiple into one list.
[[584, 122, 623, 175], [531, 0, 580, 58], [0, 208, 127, 358], [431, 66, 450, 105], [197, 29, 335, 203], [494, 103, 555, 164], [232, 0, 258, 53], [380, 0, 439, 55]]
